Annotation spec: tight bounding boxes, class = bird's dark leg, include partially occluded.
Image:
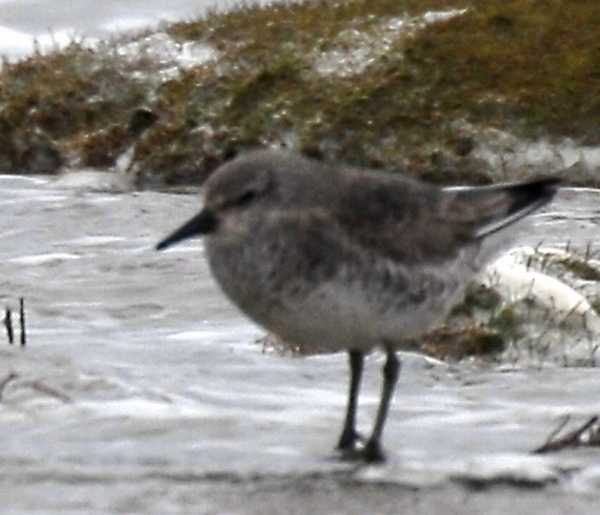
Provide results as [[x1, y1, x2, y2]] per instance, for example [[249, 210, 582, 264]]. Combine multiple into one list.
[[336, 350, 364, 451], [363, 349, 401, 463]]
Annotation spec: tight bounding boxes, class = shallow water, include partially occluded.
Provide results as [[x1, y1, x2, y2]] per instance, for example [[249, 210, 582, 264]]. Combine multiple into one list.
[[1, 175, 600, 513]]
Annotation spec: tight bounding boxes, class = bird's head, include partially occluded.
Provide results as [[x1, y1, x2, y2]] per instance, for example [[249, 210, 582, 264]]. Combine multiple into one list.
[[156, 151, 275, 250]]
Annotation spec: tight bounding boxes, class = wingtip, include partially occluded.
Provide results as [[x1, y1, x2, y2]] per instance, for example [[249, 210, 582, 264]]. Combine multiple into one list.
[[534, 176, 562, 189], [464, 176, 561, 239], [522, 176, 561, 202]]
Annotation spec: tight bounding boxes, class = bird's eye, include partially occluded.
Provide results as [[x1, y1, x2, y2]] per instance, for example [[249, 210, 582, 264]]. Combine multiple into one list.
[[236, 190, 257, 206], [221, 190, 258, 210]]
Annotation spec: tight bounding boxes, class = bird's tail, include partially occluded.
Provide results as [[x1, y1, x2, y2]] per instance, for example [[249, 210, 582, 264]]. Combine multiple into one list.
[[444, 177, 560, 238]]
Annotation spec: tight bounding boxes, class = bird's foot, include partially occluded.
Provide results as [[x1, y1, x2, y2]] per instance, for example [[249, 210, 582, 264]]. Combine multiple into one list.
[[361, 439, 386, 463], [336, 429, 364, 452], [335, 434, 386, 463]]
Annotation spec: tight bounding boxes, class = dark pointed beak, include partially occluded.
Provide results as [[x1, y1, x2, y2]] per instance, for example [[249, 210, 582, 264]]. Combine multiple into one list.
[[156, 209, 218, 250]]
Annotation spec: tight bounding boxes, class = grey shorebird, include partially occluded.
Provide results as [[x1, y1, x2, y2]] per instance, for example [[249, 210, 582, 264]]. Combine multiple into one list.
[[156, 149, 559, 462]]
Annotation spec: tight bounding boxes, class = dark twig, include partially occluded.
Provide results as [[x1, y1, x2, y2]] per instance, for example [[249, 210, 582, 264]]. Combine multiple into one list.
[[543, 414, 571, 444], [0, 372, 19, 401], [24, 380, 72, 403], [584, 241, 592, 263], [19, 297, 26, 347], [533, 415, 600, 454], [3, 307, 13, 344]]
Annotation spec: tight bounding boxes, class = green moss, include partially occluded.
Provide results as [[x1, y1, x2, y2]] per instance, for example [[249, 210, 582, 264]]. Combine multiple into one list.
[[489, 304, 521, 339], [1, 0, 598, 185], [419, 324, 505, 361], [555, 256, 600, 282], [402, 0, 600, 143], [0, 42, 148, 171], [451, 283, 503, 317], [590, 297, 600, 315], [160, 0, 600, 183]]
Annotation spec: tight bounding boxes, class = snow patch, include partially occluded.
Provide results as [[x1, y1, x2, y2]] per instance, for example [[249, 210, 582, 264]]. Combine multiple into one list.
[[314, 9, 467, 77]]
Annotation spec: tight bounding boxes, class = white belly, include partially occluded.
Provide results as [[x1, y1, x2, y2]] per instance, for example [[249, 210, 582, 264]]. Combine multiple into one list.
[[207, 234, 481, 354], [266, 282, 381, 353], [262, 271, 468, 354]]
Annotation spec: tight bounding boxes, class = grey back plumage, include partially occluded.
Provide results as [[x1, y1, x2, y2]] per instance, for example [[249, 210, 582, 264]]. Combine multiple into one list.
[[202, 150, 559, 269]]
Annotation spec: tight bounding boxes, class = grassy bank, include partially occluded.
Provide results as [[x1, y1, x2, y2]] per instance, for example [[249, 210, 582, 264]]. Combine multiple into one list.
[[0, 0, 598, 186]]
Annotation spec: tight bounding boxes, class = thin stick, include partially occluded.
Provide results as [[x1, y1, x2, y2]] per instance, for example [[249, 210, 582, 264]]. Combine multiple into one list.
[[541, 414, 571, 448], [3, 307, 13, 344], [25, 380, 72, 403], [19, 297, 26, 347], [585, 241, 592, 262], [0, 372, 18, 401], [533, 415, 599, 454]]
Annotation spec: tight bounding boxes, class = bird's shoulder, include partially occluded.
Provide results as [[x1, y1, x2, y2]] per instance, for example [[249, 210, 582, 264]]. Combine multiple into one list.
[[263, 169, 475, 266], [331, 171, 475, 264]]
